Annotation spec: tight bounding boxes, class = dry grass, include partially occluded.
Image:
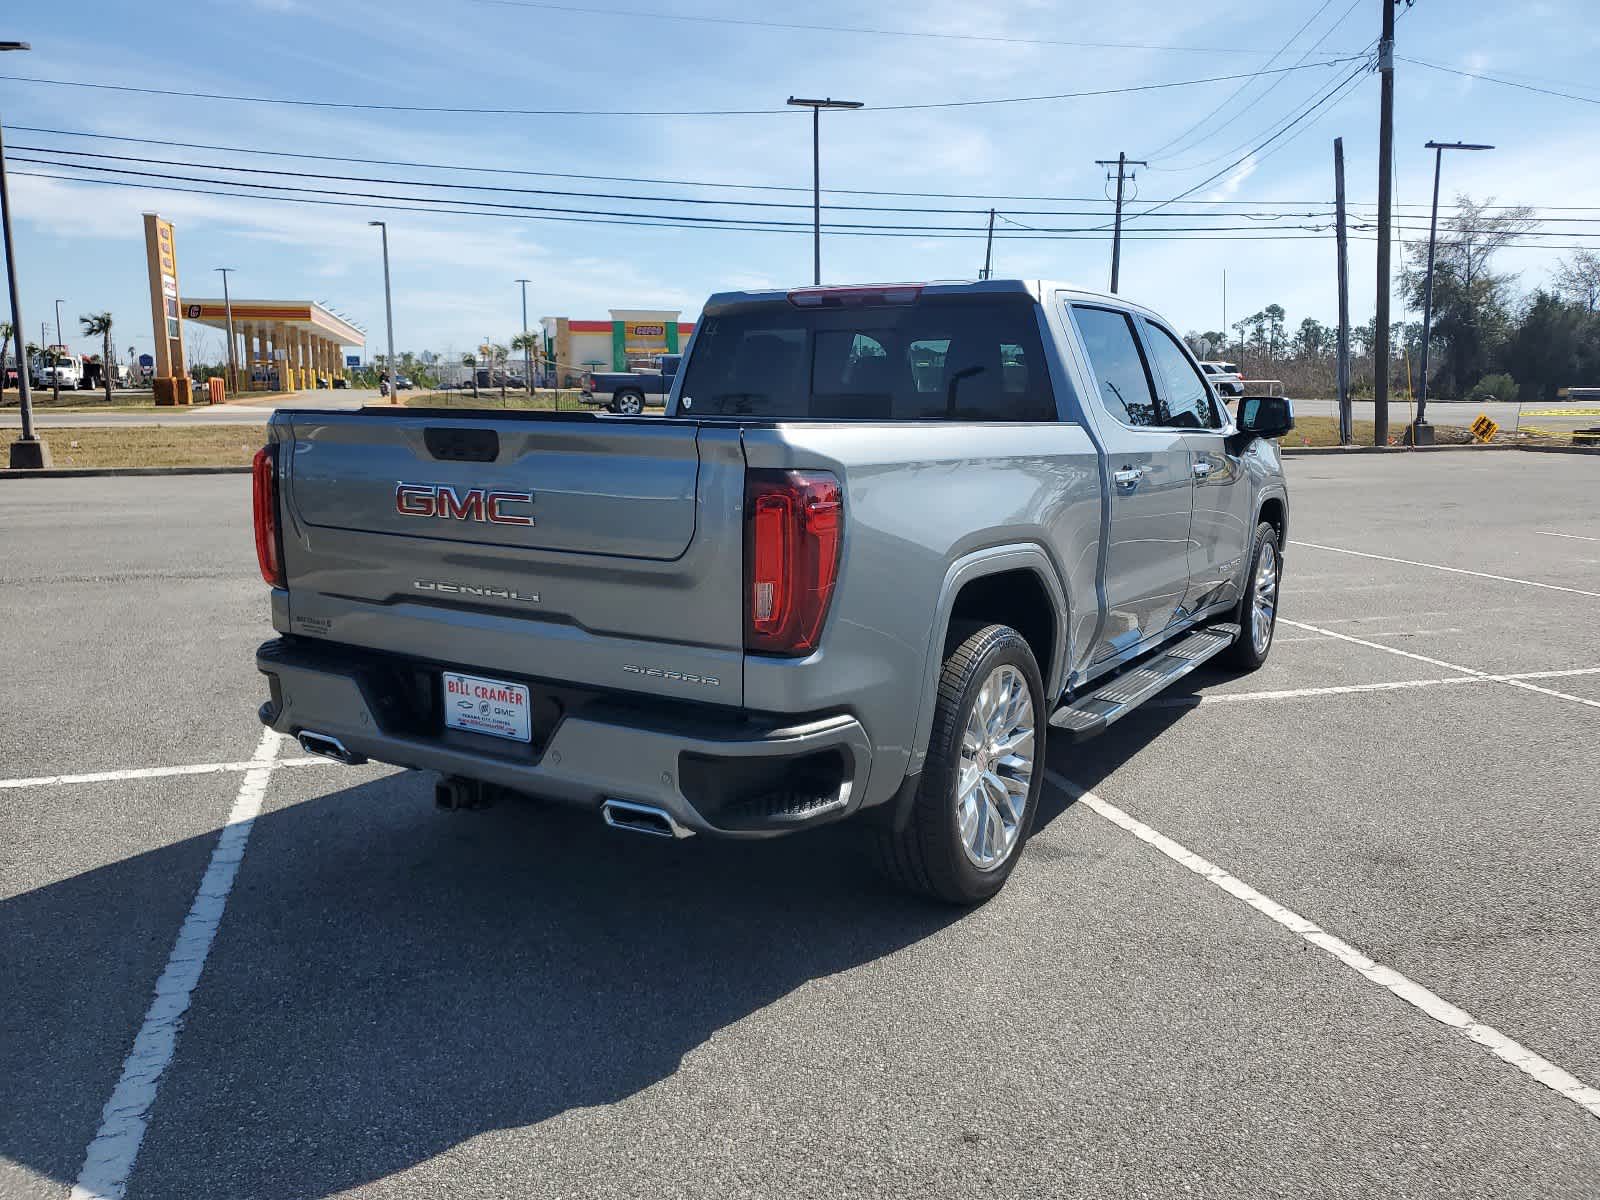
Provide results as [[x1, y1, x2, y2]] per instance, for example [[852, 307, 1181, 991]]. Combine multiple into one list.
[[406, 389, 586, 411], [28, 426, 266, 469]]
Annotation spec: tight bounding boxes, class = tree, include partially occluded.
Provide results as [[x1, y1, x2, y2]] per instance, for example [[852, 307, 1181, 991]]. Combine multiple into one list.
[[511, 331, 539, 389], [1262, 304, 1286, 359], [1402, 193, 1534, 398], [79, 312, 115, 404], [0, 320, 11, 403], [489, 342, 510, 400], [1295, 317, 1328, 359], [1552, 250, 1600, 313], [1501, 291, 1600, 403], [461, 352, 478, 399]]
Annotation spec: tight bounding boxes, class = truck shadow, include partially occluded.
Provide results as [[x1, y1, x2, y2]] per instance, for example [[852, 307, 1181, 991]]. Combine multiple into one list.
[[0, 772, 964, 1197]]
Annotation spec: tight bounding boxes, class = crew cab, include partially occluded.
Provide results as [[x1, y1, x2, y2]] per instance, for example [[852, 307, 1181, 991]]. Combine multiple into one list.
[[252, 280, 1291, 903], [580, 354, 680, 414], [1200, 360, 1245, 397]]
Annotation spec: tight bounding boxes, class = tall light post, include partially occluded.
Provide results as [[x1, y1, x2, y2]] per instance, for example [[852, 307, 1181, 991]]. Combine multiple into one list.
[[786, 96, 862, 286], [1, 42, 51, 468], [516, 277, 532, 393], [368, 221, 397, 404], [1415, 140, 1493, 435], [215, 267, 238, 396]]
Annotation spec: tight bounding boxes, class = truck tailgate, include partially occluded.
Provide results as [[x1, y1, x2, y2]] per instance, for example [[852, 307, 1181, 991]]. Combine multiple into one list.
[[274, 411, 746, 705]]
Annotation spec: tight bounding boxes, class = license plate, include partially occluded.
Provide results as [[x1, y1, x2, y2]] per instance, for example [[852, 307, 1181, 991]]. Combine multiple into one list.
[[442, 671, 532, 742]]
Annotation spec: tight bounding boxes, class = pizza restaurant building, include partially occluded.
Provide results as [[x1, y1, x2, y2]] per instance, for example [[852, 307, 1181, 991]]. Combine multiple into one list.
[[540, 309, 695, 383]]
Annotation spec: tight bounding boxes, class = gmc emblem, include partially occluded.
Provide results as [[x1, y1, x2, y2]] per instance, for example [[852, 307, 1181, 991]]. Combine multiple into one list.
[[395, 482, 535, 526]]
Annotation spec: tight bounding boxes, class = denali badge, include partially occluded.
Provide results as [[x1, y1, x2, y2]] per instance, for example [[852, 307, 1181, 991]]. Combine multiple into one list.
[[623, 664, 721, 688], [395, 482, 534, 526], [414, 579, 541, 603]]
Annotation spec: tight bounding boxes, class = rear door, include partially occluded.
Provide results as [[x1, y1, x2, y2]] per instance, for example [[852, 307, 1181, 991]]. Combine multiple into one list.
[[1140, 320, 1254, 612], [1068, 304, 1195, 659], [276, 411, 747, 705]]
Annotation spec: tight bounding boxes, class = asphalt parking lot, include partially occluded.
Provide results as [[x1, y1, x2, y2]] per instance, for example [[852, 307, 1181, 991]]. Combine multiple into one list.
[[3, 453, 1598, 1199]]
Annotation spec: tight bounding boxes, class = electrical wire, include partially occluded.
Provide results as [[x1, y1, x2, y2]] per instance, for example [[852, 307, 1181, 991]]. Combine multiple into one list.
[[18, 125, 1593, 210], [472, 0, 1295, 55], [1399, 57, 1600, 107], [0, 58, 1369, 118]]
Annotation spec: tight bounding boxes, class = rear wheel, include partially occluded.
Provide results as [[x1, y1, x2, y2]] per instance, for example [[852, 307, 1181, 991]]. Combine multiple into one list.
[[612, 390, 645, 415], [1221, 521, 1280, 672], [875, 624, 1044, 904]]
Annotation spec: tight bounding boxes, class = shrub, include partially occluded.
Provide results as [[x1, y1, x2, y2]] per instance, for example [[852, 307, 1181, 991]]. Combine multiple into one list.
[[1470, 373, 1519, 403]]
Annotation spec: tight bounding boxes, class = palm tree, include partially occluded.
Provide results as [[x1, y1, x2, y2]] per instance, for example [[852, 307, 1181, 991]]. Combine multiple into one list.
[[510, 331, 538, 393], [461, 352, 478, 399], [489, 342, 510, 401], [80, 312, 115, 404]]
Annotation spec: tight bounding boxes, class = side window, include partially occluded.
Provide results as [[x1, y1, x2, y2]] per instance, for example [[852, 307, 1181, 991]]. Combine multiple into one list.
[[1145, 323, 1223, 430], [1071, 306, 1159, 427]]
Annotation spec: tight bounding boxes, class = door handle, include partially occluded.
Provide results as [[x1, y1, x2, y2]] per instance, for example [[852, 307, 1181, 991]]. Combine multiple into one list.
[[1112, 466, 1144, 487], [1192, 461, 1213, 478]]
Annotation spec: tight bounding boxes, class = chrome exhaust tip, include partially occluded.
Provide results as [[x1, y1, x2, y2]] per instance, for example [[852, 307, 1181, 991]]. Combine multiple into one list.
[[602, 798, 694, 839], [296, 730, 367, 766]]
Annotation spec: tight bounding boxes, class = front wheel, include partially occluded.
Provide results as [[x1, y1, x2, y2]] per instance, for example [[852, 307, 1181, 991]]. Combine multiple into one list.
[[1221, 521, 1281, 672], [875, 624, 1045, 905]]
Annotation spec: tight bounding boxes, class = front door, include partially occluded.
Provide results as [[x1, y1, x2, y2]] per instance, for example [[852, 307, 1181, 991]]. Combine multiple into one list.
[[1139, 319, 1254, 612], [1069, 304, 1195, 661]]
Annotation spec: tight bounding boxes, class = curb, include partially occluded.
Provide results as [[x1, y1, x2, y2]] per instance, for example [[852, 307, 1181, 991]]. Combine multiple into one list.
[[0, 465, 252, 480], [1282, 443, 1600, 457]]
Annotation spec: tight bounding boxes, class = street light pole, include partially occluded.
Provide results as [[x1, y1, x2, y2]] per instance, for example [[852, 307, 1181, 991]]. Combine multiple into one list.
[[1416, 140, 1492, 432], [216, 267, 238, 396], [516, 277, 532, 393], [53, 297, 63, 403], [786, 97, 863, 286], [368, 221, 397, 404], [0, 64, 51, 466]]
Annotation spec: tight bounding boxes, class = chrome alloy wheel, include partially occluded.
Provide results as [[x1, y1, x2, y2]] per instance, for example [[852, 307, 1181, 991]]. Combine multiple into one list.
[[955, 665, 1036, 871], [1251, 539, 1279, 655]]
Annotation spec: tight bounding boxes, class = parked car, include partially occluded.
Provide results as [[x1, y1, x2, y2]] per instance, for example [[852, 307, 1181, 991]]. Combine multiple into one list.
[[251, 279, 1292, 904], [581, 354, 681, 414], [1199, 360, 1245, 397]]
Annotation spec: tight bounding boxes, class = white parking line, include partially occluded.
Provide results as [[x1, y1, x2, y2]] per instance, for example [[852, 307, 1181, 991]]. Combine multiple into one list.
[[1044, 770, 1600, 1121], [70, 730, 283, 1200], [1536, 531, 1600, 542], [1280, 619, 1600, 712], [1292, 540, 1600, 599], [0, 755, 331, 791], [1146, 666, 1600, 708]]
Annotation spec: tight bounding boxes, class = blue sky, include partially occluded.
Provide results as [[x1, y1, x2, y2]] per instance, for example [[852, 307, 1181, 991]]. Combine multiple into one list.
[[3, 0, 1597, 363]]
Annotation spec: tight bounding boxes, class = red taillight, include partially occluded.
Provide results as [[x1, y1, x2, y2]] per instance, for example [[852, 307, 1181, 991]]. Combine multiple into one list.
[[744, 469, 842, 656], [252, 445, 284, 587]]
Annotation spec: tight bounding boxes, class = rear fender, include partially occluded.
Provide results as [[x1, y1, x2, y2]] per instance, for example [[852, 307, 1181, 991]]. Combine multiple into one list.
[[907, 545, 1069, 774]]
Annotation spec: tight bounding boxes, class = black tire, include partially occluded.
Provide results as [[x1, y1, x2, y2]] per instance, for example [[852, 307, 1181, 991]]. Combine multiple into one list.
[[1221, 521, 1281, 672], [612, 390, 645, 415], [874, 623, 1046, 905]]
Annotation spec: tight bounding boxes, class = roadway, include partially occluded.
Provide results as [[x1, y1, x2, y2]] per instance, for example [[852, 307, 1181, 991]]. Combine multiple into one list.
[[2, 455, 1599, 1198]]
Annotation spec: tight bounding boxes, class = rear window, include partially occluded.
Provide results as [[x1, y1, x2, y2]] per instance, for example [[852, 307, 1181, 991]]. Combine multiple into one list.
[[678, 297, 1058, 421]]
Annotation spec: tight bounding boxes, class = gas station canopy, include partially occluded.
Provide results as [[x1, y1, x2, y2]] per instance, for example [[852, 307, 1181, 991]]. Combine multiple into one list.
[[179, 299, 364, 391]]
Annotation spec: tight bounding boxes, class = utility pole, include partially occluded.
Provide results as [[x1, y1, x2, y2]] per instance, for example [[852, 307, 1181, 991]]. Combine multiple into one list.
[[1334, 138, 1352, 446], [368, 221, 397, 404], [216, 267, 237, 396], [1095, 152, 1147, 294], [786, 97, 863, 286], [516, 277, 532, 393], [53, 297, 63, 403], [1373, 0, 1396, 446], [0, 84, 51, 467], [981, 209, 996, 280], [1417, 140, 1493, 437]]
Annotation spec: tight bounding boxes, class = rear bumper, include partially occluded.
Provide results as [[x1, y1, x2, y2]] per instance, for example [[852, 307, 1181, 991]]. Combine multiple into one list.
[[256, 637, 875, 838]]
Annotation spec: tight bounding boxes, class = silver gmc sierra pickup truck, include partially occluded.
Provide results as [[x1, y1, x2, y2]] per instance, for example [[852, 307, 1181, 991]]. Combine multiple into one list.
[[252, 279, 1292, 903]]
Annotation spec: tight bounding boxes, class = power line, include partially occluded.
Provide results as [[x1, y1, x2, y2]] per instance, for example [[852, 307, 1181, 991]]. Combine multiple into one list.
[[0, 58, 1369, 118], [1145, 0, 1356, 162], [9, 144, 1339, 219], [473, 0, 1301, 55], [1399, 57, 1600, 106], [19, 125, 1593, 211]]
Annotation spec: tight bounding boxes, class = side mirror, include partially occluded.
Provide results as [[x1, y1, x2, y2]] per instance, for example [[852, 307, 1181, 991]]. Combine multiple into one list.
[[1236, 395, 1295, 440]]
